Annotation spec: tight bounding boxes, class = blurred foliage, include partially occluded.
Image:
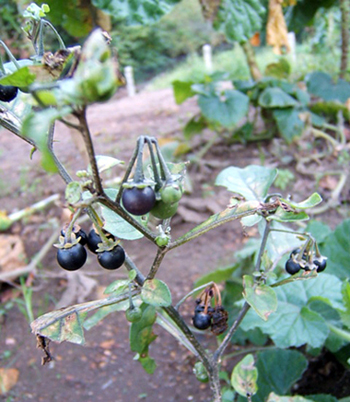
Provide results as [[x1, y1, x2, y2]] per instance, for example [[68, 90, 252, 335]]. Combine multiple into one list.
[[112, 0, 224, 81]]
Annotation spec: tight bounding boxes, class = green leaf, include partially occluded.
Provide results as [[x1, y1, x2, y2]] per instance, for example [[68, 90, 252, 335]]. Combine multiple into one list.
[[214, 0, 265, 43], [31, 291, 131, 344], [198, 90, 249, 128], [280, 193, 323, 210], [141, 279, 172, 307], [130, 303, 157, 373], [306, 71, 350, 103], [258, 87, 298, 109], [183, 115, 207, 139], [231, 354, 258, 397], [0, 66, 36, 88], [22, 107, 71, 172], [266, 393, 315, 402], [172, 80, 195, 104], [65, 181, 82, 204], [104, 279, 130, 295], [320, 219, 350, 280], [264, 59, 291, 80], [174, 201, 261, 245], [100, 188, 145, 240], [83, 299, 130, 330], [138, 355, 157, 374], [215, 165, 278, 201], [267, 207, 309, 223], [340, 281, 350, 329], [254, 349, 308, 402], [241, 274, 342, 348], [23, 3, 50, 20], [88, 155, 124, 175], [92, 0, 181, 25], [273, 108, 305, 143], [194, 265, 238, 288], [305, 220, 332, 244], [243, 275, 277, 321]]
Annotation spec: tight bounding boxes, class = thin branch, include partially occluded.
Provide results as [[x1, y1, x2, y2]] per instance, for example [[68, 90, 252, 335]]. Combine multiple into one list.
[[146, 248, 167, 280], [214, 302, 251, 362], [75, 107, 104, 195]]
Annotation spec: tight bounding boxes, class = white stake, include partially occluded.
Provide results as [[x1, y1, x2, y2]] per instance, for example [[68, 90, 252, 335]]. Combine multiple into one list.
[[125, 66, 136, 97], [287, 32, 297, 63], [203, 44, 213, 73]]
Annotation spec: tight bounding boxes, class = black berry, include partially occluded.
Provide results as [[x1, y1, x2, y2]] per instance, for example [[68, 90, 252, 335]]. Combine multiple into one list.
[[61, 227, 88, 246], [97, 245, 125, 270], [57, 244, 87, 271], [122, 186, 156, 216], [314, 258, 327, 272], [192, 312, 211, 330], [0, 85, 18, 102], [285, 258, 302, 275], [87, 229, 102, 253]]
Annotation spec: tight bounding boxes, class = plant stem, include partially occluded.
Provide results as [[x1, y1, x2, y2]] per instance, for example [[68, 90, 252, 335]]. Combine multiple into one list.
[[147, 248, 167, 280], [328, 323, 350, 342], [255, 220, 271, 272], [214, 302, 250, 363], [48, 123, 73, 184], [241, 41, 262, 81], [75, 108, 104, 195]]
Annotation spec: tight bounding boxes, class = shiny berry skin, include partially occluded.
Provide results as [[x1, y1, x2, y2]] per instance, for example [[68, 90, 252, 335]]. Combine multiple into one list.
[[314, 258, 327, 272], [192, 312, 211, 330], [150, 200, 178, 219], [160, 183, 182, 204], [125, 306, 142, 322], [122, 186, 156, 216], [285, 258, 302, 275], [61, 227, 88, 246], [97, 245, 125, 270], [0, 85, 18, 102], [57, 244, 87, 271], [87, 229, 102, 253]]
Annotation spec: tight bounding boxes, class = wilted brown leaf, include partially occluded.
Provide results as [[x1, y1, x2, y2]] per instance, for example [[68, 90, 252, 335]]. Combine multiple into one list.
[[266, 0, 290, 54], [0, 368, 19, 395], [0, 235, 27, 273]]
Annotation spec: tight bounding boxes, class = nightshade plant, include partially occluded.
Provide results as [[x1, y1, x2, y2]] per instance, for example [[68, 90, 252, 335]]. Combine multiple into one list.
[[1, 4, 348, 402]]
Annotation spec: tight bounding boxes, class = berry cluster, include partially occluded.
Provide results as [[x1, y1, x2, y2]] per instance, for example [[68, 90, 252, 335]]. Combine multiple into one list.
[[192, 284, 228, 336], [56, 226, 125, 272], [285, 247, 327, 275]]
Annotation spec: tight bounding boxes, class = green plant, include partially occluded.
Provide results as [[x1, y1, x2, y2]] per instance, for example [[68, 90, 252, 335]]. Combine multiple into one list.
[[0, 4, 348, 402]]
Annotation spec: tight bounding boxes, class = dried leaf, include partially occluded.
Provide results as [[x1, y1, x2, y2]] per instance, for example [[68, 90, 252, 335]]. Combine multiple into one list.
[[266, 0, 290, 54], [0, 235, 27, 273], [0, 368, 19, 395]]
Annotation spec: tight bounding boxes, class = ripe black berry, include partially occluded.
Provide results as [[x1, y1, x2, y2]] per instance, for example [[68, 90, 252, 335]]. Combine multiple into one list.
[[285, 258, 302, 275], [97, 245, 125, 270], [314, 258, 327, 272], [192, 312, 211, 330], [57, 243, 87, 271], [0, 85, 18, 102], [122, 186, 156, 216], [87, 229, 102, 253], [61, 227, 88, 246]]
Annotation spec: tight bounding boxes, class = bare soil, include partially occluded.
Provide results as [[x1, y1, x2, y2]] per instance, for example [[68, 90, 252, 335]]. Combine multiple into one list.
[[0, 86, 348, 402]]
